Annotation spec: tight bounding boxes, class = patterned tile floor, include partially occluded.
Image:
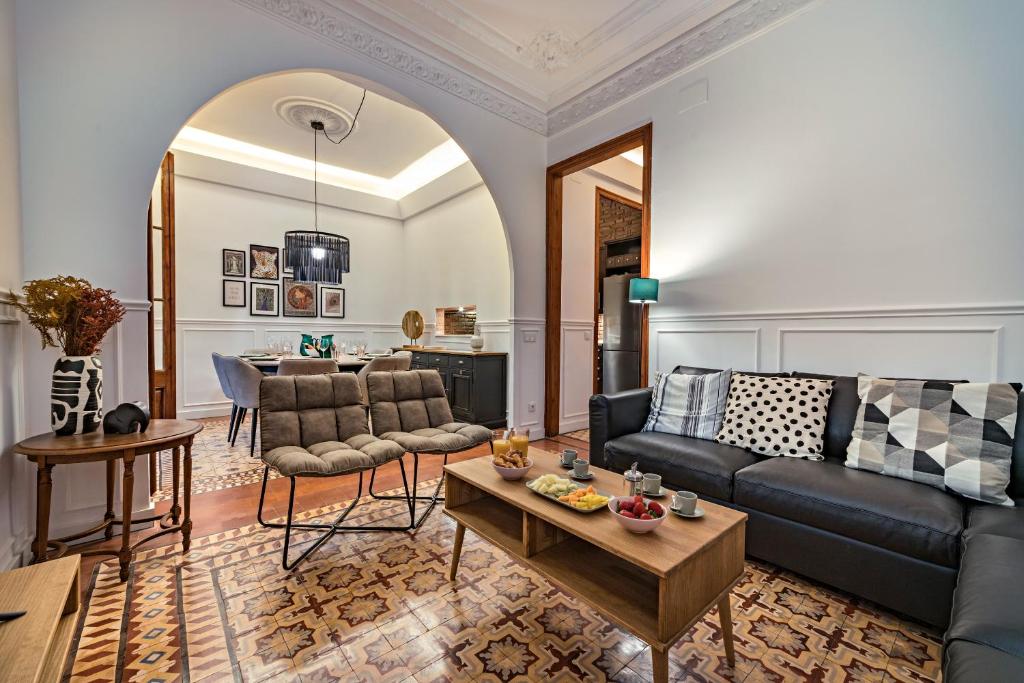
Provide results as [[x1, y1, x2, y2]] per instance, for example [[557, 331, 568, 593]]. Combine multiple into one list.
[[154, 417, 277, 503], [67, 481, 943, 682], [562, 429, 590, 444]]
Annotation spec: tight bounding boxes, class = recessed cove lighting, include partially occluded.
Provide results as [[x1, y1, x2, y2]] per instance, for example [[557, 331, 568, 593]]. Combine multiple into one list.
[[171, 127, 469, 200]]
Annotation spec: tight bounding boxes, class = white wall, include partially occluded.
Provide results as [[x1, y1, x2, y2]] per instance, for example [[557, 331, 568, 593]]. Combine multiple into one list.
[[558, 165, 641, 432], [0, 0, 31, 569], [402, 184, 512, 353], [549, 0, 1024, 383]]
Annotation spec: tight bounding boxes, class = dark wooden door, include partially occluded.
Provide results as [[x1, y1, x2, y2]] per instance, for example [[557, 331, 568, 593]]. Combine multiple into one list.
[[148, 152, 176, 491]]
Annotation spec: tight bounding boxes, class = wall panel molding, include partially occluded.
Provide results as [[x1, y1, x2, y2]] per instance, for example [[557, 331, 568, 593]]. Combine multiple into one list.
[[649, 302, 1024, 323], [653, 328, 761, 373]]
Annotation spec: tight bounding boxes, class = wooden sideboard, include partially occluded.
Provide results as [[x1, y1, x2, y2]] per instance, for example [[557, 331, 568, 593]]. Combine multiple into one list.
[[409, 350, 507, 428]]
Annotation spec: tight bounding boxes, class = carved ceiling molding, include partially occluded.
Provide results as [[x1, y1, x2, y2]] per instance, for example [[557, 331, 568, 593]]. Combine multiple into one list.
[[548, 0, 817, 135], [234, 0, 548, 134], [234, 0, 816, 137]]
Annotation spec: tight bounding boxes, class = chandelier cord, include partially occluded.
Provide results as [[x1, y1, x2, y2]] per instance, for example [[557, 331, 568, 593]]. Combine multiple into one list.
[[321, 89, 367, 145], [311, 88, 367, 233]]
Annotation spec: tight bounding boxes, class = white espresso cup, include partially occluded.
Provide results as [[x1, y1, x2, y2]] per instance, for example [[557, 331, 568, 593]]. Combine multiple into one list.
[[642, 473, 661, 495], [672, 490, 698, 515], [573, 459, 589, 477]]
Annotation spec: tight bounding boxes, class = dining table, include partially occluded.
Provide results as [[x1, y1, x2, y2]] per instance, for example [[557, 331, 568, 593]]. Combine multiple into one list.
[[239, 353, 372, 374]]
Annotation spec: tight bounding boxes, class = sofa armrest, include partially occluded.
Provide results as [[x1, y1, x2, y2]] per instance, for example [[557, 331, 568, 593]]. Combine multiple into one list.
[[588, 388, 653, 469]]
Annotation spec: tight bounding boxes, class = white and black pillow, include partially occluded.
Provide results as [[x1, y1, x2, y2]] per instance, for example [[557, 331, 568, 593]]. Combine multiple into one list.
[[715, 373, 834, 458], [846, 376, 1019, 506], [643, 369, 731, 440]]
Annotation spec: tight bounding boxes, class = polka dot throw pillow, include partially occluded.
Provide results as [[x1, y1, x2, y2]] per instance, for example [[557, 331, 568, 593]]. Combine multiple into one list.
[[715, 373, 834, 458]]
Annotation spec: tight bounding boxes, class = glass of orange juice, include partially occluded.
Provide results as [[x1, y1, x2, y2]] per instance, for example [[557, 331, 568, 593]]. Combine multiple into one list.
[[509, 427, 530, 458], [492, 430, 511, 457]]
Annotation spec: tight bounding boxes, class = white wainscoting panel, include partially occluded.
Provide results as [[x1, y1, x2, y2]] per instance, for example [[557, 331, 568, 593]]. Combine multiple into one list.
[[559, 321, 595, 433], [181, 327, 258, 415], [653, 328, 761, 376], [511, 318, 545, 437], [0, 294, 31, 569]]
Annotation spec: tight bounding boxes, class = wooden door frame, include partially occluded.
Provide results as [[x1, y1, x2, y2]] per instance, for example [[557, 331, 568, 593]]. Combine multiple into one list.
[[545, 123, 652, 438], [592, 187, 643, 395]]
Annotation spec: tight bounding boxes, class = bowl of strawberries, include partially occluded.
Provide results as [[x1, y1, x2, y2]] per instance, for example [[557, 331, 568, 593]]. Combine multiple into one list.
[[609, 495, 667, 534]]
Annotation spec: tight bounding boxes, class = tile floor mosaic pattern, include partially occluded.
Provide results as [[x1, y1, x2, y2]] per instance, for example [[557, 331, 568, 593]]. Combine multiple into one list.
[[154, 417, 276, 503], [562, 429, 590, 444], [68, 482, 943, 682]]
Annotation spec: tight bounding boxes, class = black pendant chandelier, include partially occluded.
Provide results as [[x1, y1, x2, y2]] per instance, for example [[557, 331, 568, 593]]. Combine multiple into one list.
[[285, 92, 365, 284]]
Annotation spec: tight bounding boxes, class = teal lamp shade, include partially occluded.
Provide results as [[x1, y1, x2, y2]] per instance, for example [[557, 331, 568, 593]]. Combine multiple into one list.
[[628, 277, 659, 304]]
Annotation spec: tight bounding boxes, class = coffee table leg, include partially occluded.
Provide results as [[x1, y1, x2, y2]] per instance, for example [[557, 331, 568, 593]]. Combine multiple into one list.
[[651, 646, 669, 683], [33, 460, 53, 563], [718, 594, 735, 666], [182, 439, 193, 552], [119, 450, 135, 581], [449, 522, 465, 580]]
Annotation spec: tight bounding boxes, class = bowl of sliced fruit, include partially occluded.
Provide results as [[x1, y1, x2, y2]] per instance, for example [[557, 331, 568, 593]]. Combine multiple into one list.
[[609, 495, 667, 533], [492, 449, 533, 480]]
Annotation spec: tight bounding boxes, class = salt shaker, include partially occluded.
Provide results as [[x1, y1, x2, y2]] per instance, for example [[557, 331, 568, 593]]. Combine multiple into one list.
[[623, 462, 643, 497]]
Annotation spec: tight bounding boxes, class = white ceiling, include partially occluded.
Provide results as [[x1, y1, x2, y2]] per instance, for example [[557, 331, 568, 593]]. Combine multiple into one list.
[[186, 72, 450, 179], [337, 0, 745, 109]]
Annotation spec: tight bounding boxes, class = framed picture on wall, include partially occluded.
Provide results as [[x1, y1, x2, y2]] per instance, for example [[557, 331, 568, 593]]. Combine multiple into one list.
[[249, 244, 280, 280], [223, 279, 246, 307], [250, 282, 279, 316], [223, 249, 246, 277], [282, 277, 317, 317], [281, 247, 293, 275], [320, 286, 345, 318]]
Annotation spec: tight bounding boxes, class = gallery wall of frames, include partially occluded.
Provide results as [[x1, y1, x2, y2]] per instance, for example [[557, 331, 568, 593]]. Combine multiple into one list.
[[221, 244, 346, 319]]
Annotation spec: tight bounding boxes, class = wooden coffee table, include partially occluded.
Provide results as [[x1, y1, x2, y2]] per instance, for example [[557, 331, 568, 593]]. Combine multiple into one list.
[[444, 453, 747, 682]]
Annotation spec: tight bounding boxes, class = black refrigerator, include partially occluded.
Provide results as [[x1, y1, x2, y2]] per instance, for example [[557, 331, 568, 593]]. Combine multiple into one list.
[[601, 274, 642, 394]]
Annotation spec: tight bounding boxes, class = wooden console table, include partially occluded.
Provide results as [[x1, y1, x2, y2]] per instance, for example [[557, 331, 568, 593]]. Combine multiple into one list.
[[0, 555, 79, 682], [14, 420, 202, 581]]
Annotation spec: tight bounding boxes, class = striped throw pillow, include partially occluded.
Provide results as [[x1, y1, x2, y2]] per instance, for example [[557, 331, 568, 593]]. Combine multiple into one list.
[[643, 369, 732, 440]]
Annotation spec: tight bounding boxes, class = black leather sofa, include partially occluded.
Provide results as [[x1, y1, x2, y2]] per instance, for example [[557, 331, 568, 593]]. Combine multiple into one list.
[[589, 366, 1024, 682]]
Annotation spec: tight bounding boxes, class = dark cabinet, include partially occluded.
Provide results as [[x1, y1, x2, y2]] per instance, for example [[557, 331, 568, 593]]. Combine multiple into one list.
[[410, 350, 507, 428]]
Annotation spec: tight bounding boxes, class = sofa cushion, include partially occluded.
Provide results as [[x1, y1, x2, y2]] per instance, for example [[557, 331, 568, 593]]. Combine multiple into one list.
[[264, 437, 405, 477], [643, 368, 731, 439], [604, 431, 761, 501], [943, 640, 1024, 683], [734, 458, 964, 567], [380, 422, 491, 453], [945, 534, 1024, 659], [964, 505, 1024, 542], [845, 377, 1019, 506], [715, 373, 834, 458]]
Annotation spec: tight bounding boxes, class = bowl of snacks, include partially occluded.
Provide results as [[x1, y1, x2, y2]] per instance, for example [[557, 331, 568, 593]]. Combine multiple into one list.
[[609, 495, 667, 533], [492, 449, 533, 480]]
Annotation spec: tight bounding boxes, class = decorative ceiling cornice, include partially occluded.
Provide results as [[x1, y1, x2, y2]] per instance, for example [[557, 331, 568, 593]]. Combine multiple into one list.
[[233, 0, 548, 134], [547, 0, 817, 135], [235, 0, 817, 137]]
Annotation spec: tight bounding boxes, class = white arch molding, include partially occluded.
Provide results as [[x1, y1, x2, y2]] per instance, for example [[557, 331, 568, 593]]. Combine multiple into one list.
[[16, 2, 548, 540]]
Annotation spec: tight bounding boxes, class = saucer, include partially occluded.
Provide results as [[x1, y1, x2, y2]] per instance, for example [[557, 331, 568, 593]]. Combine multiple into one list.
[[670, 505, 705, 519], [559, 463, 574, 469], [643, 487, 669, 498], [571, 472, 594, 481]]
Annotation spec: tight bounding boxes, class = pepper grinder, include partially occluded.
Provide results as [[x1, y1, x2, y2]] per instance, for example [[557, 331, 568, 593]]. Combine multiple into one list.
[[623, 462, 643, 497]]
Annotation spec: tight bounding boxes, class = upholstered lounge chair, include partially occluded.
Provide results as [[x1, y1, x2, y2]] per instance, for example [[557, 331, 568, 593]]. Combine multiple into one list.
[[366, 369, 492, 528], [257, 373, 413, 569]]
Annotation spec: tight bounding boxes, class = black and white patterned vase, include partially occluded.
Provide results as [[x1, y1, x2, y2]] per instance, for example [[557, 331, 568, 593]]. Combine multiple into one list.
[[51, 356, 103, 436]]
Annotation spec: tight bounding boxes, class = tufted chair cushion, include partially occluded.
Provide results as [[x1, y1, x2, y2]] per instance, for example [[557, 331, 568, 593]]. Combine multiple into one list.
[[260, 373, 404, 476], [366, 370, 492, 453]]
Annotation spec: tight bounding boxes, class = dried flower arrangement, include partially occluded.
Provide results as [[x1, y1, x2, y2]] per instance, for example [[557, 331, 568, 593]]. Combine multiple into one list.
[[11, 276, 127, 356]]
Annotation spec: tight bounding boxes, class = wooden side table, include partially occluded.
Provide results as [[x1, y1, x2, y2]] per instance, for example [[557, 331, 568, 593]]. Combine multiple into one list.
[[14, 419, 203, 581]]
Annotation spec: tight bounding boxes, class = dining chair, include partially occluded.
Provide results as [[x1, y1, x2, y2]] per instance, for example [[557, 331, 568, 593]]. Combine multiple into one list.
[[356, 355, 413, 404], [211, 353, 241, 443], [221, 356, 264, 456], [277, 358, 337, 376]]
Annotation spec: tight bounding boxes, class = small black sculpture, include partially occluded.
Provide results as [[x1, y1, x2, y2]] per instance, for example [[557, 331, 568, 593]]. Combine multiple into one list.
[[103, 402, 151, 434]]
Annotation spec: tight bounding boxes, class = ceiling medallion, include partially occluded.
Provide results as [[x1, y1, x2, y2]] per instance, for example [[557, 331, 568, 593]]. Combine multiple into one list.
[[519, 30, 579, 74], [273, 96, 357, 137]]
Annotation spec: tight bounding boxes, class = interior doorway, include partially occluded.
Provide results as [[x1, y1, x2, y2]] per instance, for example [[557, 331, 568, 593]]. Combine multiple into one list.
[[545, 124, 652, 439]]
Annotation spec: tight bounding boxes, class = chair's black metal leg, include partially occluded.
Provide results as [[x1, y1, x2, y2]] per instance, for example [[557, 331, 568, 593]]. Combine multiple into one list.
[[367, 451, 448, 529], [249, 410, 259, 458], [232, 409, 246, 446], [228, 404, 238, 442]]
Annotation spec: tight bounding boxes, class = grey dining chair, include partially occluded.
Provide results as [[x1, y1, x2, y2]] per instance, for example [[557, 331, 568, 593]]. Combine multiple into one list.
[[221, 356, 265, 456], [211, 353, 239, 443], [356, 354, 413, 404], [277, 358, 338, 376]]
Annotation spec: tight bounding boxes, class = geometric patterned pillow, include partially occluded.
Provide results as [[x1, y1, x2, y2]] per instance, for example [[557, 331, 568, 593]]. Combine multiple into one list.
[[845, 376, 1020, 506], [714, 373, 834, 458]]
